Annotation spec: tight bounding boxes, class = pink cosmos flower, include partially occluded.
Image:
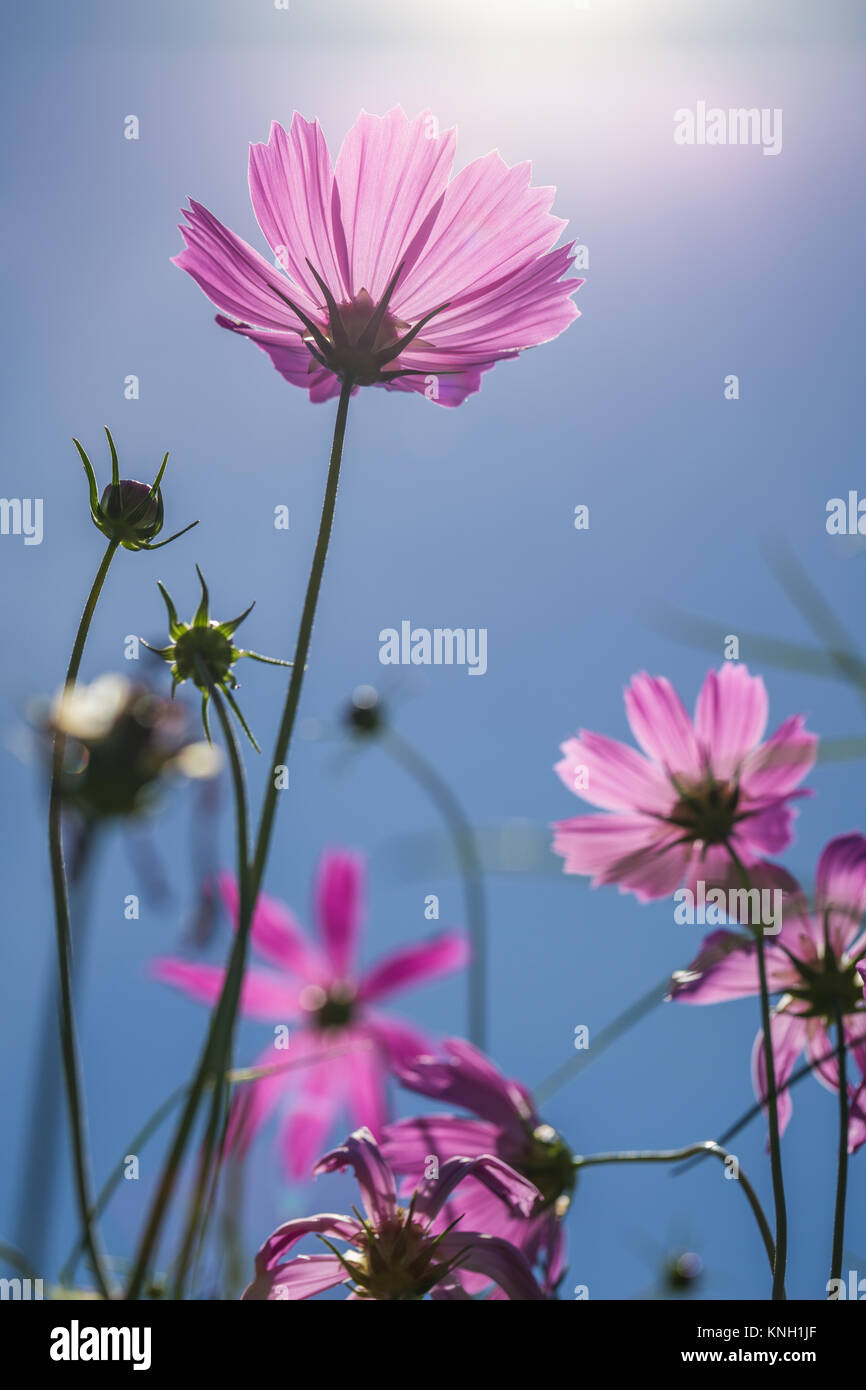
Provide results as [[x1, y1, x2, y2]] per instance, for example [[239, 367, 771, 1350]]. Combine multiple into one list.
[[553, 664, 817, 902], [381, 1039, 572, 1296], [671, 834, 866, 1151], [152, 850, 469, 1178], [174, 106, 581, 408], [242, 1127, 544, 1300]]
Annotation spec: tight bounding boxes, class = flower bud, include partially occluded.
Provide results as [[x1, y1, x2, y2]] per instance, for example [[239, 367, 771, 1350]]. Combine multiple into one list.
[[99, 480, 165, 545]]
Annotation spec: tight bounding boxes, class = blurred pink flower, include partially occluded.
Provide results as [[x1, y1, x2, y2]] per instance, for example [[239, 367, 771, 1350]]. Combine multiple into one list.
[[152, 850, 468, 1178], [381, 1038, 572, 1295], [671, 834, 866, 1151], [553, 664, 817, 902], [242, 1127, 544, 1300], [174, 106, 581, 407]]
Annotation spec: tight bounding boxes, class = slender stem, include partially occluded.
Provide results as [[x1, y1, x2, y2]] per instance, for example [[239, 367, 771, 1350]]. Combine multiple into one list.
[[126, 379, 353, 1298], [575, 1141, 776, 1277], [251, 373, 354, 890], [725, 841, 787, 1300], [534, 974, 671, 1106], [830, 1005, 849, 1286], [170, 686, 249, 1298], [380, 727, 487, 1049], [126, 684, 250, 1299], [48, 538, 118, 1299]]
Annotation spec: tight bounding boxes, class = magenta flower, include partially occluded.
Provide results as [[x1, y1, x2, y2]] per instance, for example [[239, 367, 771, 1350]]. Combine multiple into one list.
[[671, 835, 866, 1151], [553, 664, 817, 902], [173, 107, 581, 408], [242, 1127, 544, 1300], [381, 1039, 572, 1295], [152, 850, 469, 1178]]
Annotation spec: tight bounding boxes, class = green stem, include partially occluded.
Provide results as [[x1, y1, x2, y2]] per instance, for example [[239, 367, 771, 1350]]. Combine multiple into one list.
[[49, 538, 118, 1299], [125, 377, 353, 1298], [170, 686, 249, 1298], [126, 683, 250, 1300], [725, 841, 787, 1300], [250, 373, 354, 890], [575, 1141, 775, 1277], [380, 727, 487, 1050], [830, 1005, 849, 1286]]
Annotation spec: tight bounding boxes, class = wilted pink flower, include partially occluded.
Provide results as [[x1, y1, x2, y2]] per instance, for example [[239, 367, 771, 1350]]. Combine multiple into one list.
[[174, 107, 581, 408], [381, 1039, 572, 1295], [242, 1127, 543, 1300], [671, 834, 866, 1151], [153, 850, 468, 1177], [553, 664, 817, 902]]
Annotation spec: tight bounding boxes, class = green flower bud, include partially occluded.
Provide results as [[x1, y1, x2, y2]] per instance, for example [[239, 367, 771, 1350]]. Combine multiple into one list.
[[142, 566, 292, 750], [73, 427, 197, 552]]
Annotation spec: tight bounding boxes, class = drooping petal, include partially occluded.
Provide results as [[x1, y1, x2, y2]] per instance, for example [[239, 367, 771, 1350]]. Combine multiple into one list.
[[150, 958, 301, 1021], [219, 872, 327, 981], [314, 849, 365, 979], [242, 1213, 359, 1299], [380, 1116, 504, 1176], [433, 1231, 545, 1300], [214, 316, 345, 402], [256, 1254, 349, 1301], [624, 673, 702, 778], [392, 1037, 536, 1135], [313, 1127, 398, 1226], [414, 1153, 539, 1223], [358, 931, 469, 1003], [345, 1030, 389, 1140], [751, 1010, 809, 1137], [740, 714, 818, 800], [248, 115, 351, 305], [334, 106, 456, 302], [694, 664, 768, 778], [554, 731, 673, 813]]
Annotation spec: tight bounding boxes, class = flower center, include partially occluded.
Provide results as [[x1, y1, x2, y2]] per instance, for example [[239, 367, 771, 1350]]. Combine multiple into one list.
[[520, 1124, 576, 1212], [666, 777, 740, 846], [299, 982, 357, 1031], [342, 1210, 451, 1301], [787, 952, 865, 1020]]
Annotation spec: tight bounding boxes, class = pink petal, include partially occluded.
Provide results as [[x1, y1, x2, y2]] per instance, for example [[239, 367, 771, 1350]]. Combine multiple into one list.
[[249, 116, 351, 306], [554, 731, 673, 813], [260, 1254, 348, 1301], [624, 673, 702, 778], [314, 1127, 398, 1226], [363, 1012, 434, 1069], [315, 849, 365, 978], [150, 958, 301, 1021], [345, 1031, 389, 1140], [214, 315, 346, 402], [392, 1037, 536, 1135], [334, 106, 456, 302], [358, 931, 469, 1003], [740, 714, 818, 799], [751, 1010, 808, 1137], [173, 199, 319, 332], [694, 664, 768, 778], [734, 800, 799, 858], [380, 1116, 503, 1176], [219, 872, 327, 981], [242, 1214, 359, 1299], [414, 1153, 539, 1223], [552, 813, 690, 901], [224, 1040, 291, 1157], [394, 149, 567, 323], [814, 833, 866, 953], [279, 1051, 350, 1180], [434, 1231, 545, 1300]]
